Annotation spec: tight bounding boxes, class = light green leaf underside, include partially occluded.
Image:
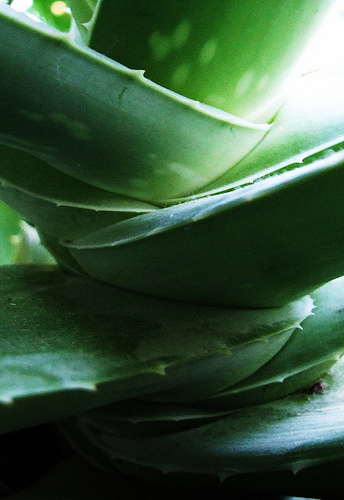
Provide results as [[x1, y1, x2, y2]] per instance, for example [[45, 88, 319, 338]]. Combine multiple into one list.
[[0, 265, 311, 433], [174, 69, 344, 202], [0, 145, 156, 240], [191, 276, 344, 409], [67, 149, 344, 307], [0, 4, 268, 203], [67, 0, 99, 45]]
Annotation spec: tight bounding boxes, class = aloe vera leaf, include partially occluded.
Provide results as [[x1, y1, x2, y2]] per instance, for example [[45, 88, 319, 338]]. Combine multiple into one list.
[[0, 145, 156, 211], [0, 265, 310, 433], [89, 278, 344, 407], [194, 276, 344, 408], [0, 145, 155, 240], [0, 5, 268, 202], [196, 359, 335, 411], [0, 188, 133, 241], [0, 183, 141, 241], [217, 276, 344, 395], [67, 149, 344, 308], [66, 0, 98, 45], [176, 70, 344, 201], [79, 0, 336, 122], [118, 327, 298, 403], [60, 419, 328, 499], [79, 355, 344, 477], [14, 222, 56, 265]]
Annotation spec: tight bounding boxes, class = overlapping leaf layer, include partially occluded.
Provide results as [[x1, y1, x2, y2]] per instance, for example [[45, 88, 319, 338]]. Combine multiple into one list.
[[1, 1, 344, 497]]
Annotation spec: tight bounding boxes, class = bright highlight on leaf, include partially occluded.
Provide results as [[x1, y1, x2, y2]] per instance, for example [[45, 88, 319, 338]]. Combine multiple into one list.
[[50, 1, 67, 16], [9, 0, 32, 12]]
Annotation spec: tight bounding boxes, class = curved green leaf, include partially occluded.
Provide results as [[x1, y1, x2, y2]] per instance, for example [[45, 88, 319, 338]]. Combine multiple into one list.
[[176, 69, 344, 201], [0, 145, 156, 240], [0, 265, 311, 433], [79, 0, 336, 122], [0, 4, 268, 202], [67, 149, 344, 307], [79, 356, 344, 478]]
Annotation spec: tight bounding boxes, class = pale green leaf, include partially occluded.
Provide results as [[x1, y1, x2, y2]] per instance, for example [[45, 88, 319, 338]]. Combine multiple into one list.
[[81, 0, 336, 121], [0, 4, 268, 202]]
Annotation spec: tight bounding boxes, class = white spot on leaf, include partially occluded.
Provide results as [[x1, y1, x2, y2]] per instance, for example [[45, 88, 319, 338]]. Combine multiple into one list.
[[149, 32, 171, 61], [171, 63, 190, 88], [172, 19, 191, 48], [199, 39, 218, 65], [235, 70, 255, 97]]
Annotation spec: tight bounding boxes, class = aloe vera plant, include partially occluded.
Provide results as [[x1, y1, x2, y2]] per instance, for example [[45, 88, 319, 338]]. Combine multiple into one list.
[[1, 0, 344, 498]]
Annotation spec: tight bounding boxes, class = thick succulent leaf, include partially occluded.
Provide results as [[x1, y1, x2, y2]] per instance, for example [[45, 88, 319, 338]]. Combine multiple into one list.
[[75, 278, 344, 439], [197, 359, 336, 412], [177, 70, 344, 201], [67, 0, 98, 45], [136, 327, 297, 403], [0, 265, 311, 433], [59, 421, 341, 499], [67, 149, 344, 308], [79, 355, 344, 478], [225, 277, 344, 390], [197, 276, 344, 409], [0, 145, 156, 240], [0, 145, 150, 211], [0, 4, 268, 202], [78, 0, 335, 122]]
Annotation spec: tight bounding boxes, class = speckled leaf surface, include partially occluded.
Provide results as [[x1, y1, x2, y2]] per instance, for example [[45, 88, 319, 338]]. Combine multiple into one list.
[[79, 0, 335, 122], [0, 4, 268, 202]]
